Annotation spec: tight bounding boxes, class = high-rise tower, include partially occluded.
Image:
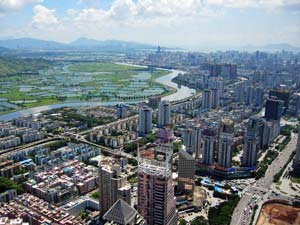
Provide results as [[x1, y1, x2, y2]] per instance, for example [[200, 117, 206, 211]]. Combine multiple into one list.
[[178, 147, 195, 194], [98, 158, 131, 216], [138, 106, 153, 136], [202, 128, 217, 166], [242, 117, 261, 167], [137, 146, 177, 225], [218, 119, 234, 168], [182, 125, 202, 158], [202, 89, 212, 110], [158, 100, 171, 128]]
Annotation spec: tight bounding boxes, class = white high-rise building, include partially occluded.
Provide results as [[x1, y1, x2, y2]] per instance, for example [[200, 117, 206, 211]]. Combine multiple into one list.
[[182, 128, 193, 154], [182, 125, 202, 158], [138, 107, 153, 137], [218, 119, 234, 168], [158, 100, 171, 128]]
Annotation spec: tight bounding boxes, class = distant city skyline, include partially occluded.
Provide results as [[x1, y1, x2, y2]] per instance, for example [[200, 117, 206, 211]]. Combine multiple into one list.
[[0, 0, 300, 50]]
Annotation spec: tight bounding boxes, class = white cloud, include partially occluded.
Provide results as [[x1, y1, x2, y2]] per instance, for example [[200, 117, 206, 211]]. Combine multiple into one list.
[[0, 0, 43, 13], [77, 0, 101, 8], [1, 0, 299, 46], [31, 4, 59, 29], [205, 0, 300, 10]]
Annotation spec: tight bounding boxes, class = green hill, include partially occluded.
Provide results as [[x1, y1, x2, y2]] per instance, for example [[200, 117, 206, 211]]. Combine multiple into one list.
[[0, 57, 52, 76]]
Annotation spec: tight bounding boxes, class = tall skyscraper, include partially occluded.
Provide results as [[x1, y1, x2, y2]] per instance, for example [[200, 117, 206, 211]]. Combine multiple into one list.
[[158, 100, 171, 128], [293, 125, 300, 174], [178, 148, 195, 194], [116, 104, 128, 119], [218, 119, 234, 168], [208, 77, 224, 94], [269, 89, 290, 111], [255, 87, 264, 107], [288, 93, 300, 116], [245, 86, 255, 105], [182, 125, 202, 158], [202, 89, 212, 110], [182, 128, 193, 154], [99, 158, 131, 216], [235, 83, 245, 103], [211, 88, 220, 109], [210, 64, 237, 80], [242, 117, 261, 167], [229, 64, 237, 80], [202, 128, 217, 166], [138, 106, 153, 136], [265, 96, 284, 121], [137, 146, 177, 225]]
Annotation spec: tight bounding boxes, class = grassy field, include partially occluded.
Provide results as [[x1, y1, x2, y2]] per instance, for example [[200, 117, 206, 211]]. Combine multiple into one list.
[[68, 62, 143, 73], [94, 71, 137, 82]]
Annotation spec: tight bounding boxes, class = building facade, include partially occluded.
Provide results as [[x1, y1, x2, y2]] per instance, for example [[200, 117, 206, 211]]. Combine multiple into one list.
[[99, 158, 131, 216], [158, 101, 171, 128], [242, 117, 261, 168], [265, 96, 284, 121], [218, 119, 234, 169], [202, 90, 212, 110], [202, 128, 217, 166], [178, 148, 195, 194], [137, 148, 177, 225], [138, 107, 153, 136]]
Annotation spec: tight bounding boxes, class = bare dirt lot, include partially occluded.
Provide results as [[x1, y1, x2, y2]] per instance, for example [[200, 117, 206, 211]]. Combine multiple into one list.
[[256, 203, 300, 225]]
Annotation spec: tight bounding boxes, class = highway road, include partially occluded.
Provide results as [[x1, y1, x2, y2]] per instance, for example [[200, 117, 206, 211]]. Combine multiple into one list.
[[230, 132, 297, 225], [78, 138, 137, 160], [0, 137, 61, 156]]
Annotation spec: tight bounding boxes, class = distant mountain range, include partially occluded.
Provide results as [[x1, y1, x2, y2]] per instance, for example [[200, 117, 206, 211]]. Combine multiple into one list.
[[0, 37, 298, 52], [240, 43, 300, 52], [0, 37, 156, 51]]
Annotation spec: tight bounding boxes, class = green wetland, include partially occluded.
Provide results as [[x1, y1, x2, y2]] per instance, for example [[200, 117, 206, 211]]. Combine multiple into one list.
[[0, 62, 172, 114]]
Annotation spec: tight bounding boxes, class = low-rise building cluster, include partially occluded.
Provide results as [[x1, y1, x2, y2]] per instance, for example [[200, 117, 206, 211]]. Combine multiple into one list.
[[0, 122, 44, 149], [25, 159, 98, 204], [0, 193, 84, 225], [0, 157, 22, 178]]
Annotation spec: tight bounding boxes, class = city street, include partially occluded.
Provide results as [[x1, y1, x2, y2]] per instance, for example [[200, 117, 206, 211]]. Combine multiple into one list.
[[230, 132, 297, 225]]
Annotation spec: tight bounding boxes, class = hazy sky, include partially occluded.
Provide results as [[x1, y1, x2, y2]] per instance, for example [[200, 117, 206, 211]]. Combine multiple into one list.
[[0, 0, 299, 48]]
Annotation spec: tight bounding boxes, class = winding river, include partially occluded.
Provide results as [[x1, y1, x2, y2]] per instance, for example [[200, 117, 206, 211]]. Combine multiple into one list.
[[0, 66, 195, 121]]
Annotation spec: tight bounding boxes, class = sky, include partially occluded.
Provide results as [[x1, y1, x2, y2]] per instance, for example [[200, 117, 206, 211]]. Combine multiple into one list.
[[0, 0, 299, 49]]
